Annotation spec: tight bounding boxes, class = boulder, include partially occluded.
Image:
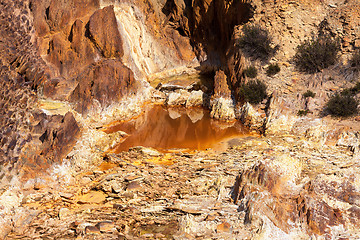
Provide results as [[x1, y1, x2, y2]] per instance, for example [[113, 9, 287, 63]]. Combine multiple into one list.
[[238, 102, 265, 132], [166, 90, 190, 106], [186, 90, 204, 107], [210, 97, 235, 121]]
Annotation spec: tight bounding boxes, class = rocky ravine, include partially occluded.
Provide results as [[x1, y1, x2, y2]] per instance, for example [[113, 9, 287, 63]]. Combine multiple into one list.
[[1, 0, 360, 239]]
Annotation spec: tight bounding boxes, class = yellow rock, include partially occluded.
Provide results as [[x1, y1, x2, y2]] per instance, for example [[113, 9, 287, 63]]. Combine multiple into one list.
[[77, 191, 107, 204]]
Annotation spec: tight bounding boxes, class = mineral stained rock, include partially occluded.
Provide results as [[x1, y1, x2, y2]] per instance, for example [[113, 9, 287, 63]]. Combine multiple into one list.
[[69, 59, 138, 114], [88, 5, 124, 58]]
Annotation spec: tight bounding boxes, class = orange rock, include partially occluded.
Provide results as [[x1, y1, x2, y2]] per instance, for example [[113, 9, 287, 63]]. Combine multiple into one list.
[[213, 70, 231, 99], [77, 191, 107, 204], [69, 59, 138, 114], [88, 5, 123, 58], [216, 221, 231, 233]]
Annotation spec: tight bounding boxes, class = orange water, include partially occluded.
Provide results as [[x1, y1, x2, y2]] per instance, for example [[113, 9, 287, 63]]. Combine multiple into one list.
[[106, 105, 250, 152]]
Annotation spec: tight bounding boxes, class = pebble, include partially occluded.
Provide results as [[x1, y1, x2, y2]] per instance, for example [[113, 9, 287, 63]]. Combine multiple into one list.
[[58, 208, 70, 220], [85, 226, 100, 234]]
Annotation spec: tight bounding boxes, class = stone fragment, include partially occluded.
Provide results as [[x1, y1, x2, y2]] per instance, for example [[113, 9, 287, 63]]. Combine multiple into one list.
[[167, 90, 190, 106], [95, 221, 115, 233], [126, 181, 142, 191], [238, 102, 265, 131], [85, 225, 101, 234], [130, 146, 161, 156], [77, 191, 107, 204], [33, 180, 46, 190], [111, 181, 122, 194], [216, 221, 231, 233], [355, 40, 360, 48], [125, 175, 142, 182]]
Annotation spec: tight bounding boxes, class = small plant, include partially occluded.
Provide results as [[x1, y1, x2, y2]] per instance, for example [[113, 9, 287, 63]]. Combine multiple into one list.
[[294, 35, 340, 73], [340, 82, 360, 96], [238, 24, 279, 61], [239, 80, 267, 104], [303, 90, 316, 98], [297, 109, 310, 116], [352, 81, 360, 93], [350, 50, 360, 72], [326, 93, 358, 117], [243, 66, 258, 78], [266, 63, 280, 76]]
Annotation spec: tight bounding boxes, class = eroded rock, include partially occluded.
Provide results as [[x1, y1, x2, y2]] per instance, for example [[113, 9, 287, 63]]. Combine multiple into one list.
[[69, 59, 138, 114], [88, 5, 123, 58], [233, 156, 360, 238]]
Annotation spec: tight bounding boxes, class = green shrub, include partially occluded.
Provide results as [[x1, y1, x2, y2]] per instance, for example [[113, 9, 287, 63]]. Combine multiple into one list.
[[326, 93, 358, 117], [340, 82, 360, 96], [303, 90, 316, 98], [350, 50, 360, 72], [239, 80, 267, 104], [243, 66, 258, 78], [266, 63, 280, 76], [352, 81, 360, 93], [297, 109, 310, 116], [238, 24, 279, 61], [294, 36, 340, 73]]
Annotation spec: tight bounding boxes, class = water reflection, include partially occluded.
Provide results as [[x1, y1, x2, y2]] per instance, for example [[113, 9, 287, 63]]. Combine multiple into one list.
[[106, 105, 249, 152]]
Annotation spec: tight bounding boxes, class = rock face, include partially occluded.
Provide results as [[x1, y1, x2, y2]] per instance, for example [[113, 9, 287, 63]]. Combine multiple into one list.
[[107, 0, 198, 80], [163, 0, 252, 65], [31, 0, 140, 115], [88, 5, 123, 58], [0, 0, 80, 178], [2, 0, 360, 239], [22, 112, 80, 176], [69, 59, 138, 114]]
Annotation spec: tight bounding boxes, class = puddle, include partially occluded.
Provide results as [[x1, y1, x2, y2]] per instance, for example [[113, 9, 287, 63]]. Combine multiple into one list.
[[105, 105, 251, 152]]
